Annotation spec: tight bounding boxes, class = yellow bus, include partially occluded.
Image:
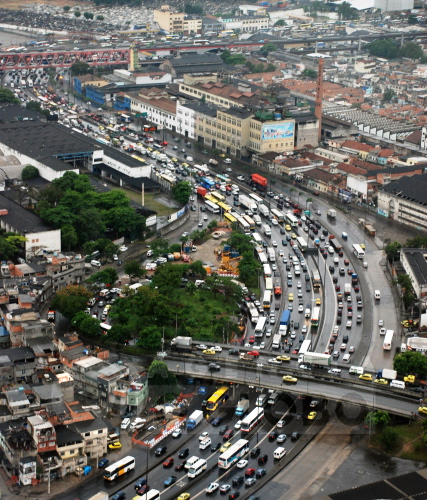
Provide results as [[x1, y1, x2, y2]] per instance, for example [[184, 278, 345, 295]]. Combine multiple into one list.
[[300, 23, 312, 29], [225, 212, 237, 224], [206, 386, 229, 412], [217, 201, 232, 212]]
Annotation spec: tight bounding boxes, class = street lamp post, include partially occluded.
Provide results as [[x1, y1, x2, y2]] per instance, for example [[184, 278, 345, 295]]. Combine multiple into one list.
[[47, 457, 53, 494]]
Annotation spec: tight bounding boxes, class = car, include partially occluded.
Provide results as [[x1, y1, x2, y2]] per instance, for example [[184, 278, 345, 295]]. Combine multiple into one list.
[[199, 432, 209, 441], [245, 478, 256, 487], [178, 448, 189, 458], [299, 364, 311, 371], [250, 447, 261, 458], [98, 458, 109, 468], [177, 494, 191, 500], [346, 320, 352, 328], [379, 327, 386, 335], [349, 346, 355, 353], [108, 441, 122, 450], [229, 348, 240, 355], [307, 412, 317, 420], [266, 328, 272, 337], [256, 468, 267, 478], [268, 358, 282, 365], [206, 482, 219, 494], [418, 407, 427, 414], [291, 432, 300, 441], [211, 345, 222, 352], [315, 298, 321, 306], [282, 375, 298, 383], [211, 442, 221, 452], [218, 425, 229, 435], [164, 476, 177, 487], [378, 319, 384, 327], [220, 484, 231, 493], [235, 420, 242, 430], [272, 241, 277, 247], [276, 355, 290, 362], [209, 363, 221, 372], [154, 445, 167, 456], [229, 490, 240, 499], [111, 492, 126, 500], [211, 417, 223, 426], [196, 344, 208, 350], [268, 431, 278, 441], [277, 434, 287, 443], [374, 378, 389, 385], [163, 457, 174, 468], [310, 400, 318, 408], [288, 293, 294, 301], [237, 459, 248, 468], [175, 461, 187, 471], [223, 429, 234, 440], [301, 325, 307, 334], [340, 343, 347, 351], [220, 441, 232, 453], [171, 428, 182, 438], [258, 454, 268, 465], [119, 245, 128, 252], [202, 349, 216, 355], [134, 478, 147, 490], [237, 175, 245, 181], [245, 467, 256, 478], [359, 374, 373, 381]]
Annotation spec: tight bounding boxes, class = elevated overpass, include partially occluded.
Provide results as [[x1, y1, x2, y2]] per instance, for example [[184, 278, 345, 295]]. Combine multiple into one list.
[[163, 352, 419, 418]]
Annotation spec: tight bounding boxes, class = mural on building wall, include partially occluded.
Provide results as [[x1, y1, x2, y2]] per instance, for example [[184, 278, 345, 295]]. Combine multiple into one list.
[[262, 122, 295, 141]]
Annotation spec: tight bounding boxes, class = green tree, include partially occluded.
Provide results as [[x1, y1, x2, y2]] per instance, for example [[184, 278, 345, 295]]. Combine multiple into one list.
[[0, 236, 20, 260], [394, 351, 427, 377], [337, 1, 359, 20], [221, 50, 246, 65], [383, 89, 396, 103], [26, 100, 50, 117], [399, 41, 423, 59], [124, 260, 144, 281], [274, 19, 286, 26], [84, 12, 94, 19], [96, 15, 104, 20], [148, 359, 177, 386], [378, 426, 399, 452], [71, 61, 92, 76], [172, 181, 192, 205], [108, 324, 131, 344], [51, 285, 91, 320], [0, 87, 20, 104], [365, 410, 391, 428], [384, 241, 401, 262], [63, 5, 71, 10], [238, 252, 261, 288], [151, 263, 183, 294], [78, 316, 101, 337], [407, 14, 418, 25], [208, 220, 218, 230], [302, 69, 317, 80], [86, 267, 118, 287], [259, 43, 277, 56], [184, 3, 203, 14], [150, 238, 169, 258], [74, 10, 81, 17], [366, 39, 399, 59], [226, 232, 254, 254], [62, 225, 78, 250], [168, 243, 182, 253], [21, 165, 39, 180]]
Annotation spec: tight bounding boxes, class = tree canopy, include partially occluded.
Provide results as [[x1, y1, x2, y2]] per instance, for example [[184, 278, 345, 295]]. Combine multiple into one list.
[[366, 39, 399, 59], [0, 87, 20, 104], [51, 285, 92, 320], [184, 3, 203, 14], [22, 165, 39, 180], [394, 351, 427, 377], [172, 181, 192, 205], [71, 61, 92, 76], [0, 231, 27, 260], [37, 172, 146, 248]]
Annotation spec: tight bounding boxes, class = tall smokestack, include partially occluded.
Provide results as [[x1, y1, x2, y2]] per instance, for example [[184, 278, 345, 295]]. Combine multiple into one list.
[[315, 57, 324, 143]]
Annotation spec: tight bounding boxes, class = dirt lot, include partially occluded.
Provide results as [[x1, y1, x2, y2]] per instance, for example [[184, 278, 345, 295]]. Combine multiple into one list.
[[2, 0, 91, 9], [191, 229, 232, 271]]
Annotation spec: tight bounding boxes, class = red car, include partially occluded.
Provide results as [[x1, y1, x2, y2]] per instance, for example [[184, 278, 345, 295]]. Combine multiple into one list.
[[137, 485, 150, 495], [163, 457, 174, 468], [344, 259, 350, 266], [249, 336, 255, 344], [245, 468, 256, 477], [223, 429, 234, 441]]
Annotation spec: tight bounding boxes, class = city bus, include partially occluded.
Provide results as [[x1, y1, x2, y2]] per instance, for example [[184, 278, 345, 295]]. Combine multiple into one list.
[[383, 330, 394, 350], [104, 456, 135, 481], [193, 164, 210, 176], [224, 212, 237, 224], [271, 208, 284, 223], [193, 39, 210, 45], [219, 29, 235, 38], [216, 174, 229, 183], [217, 201, 232, 213], [200, 176, 215, 190], [247, 302, 259, 324], [204, 200, 220, 214], [265, 277, 273, 292], [286, 213, 298, 228], [311, 307, 320, 327], [258, 252, 268, 265], [241, 407, 264, 433], [262, 289, 271, 309], [188, 458, 207, 478], [255, 317, 267, 336], [238, 217, 251, 233], [206, 386, 229, 412], [243, 215, 256, 231], [211, 190, 226, 202], [311, 269, 321, 290], [218, 439, 249, 469], [352, 243, 365, 259], [296, 236, 308, 253], [249, 193, 263, 205], [252, 232, 263, 246], [263, 263, 272, 278], [300, 23, 312, 28]]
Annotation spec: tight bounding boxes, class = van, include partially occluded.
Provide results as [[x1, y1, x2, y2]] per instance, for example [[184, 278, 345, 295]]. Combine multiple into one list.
[[91, 260, 102, 267], [374, 290, 380, 301], [199, 436, 212, 449], [305, 308, 311, 318], [292, 257, 299, 266], [294, 266, 300, 276], [185, 456, 199, 470], [273, 447, 287, 460], [121, 418, 130, 430], [349, 366, 364, 375], [255, 394, 267, 407], [99, 289, 110, 297], [390, 380, 405, 390], [342, 354, 351, 363], [400, 343, 407, 353], [329, 368, 341, 375]]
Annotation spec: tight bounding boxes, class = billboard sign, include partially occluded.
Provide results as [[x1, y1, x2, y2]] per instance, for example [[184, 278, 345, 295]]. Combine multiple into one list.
[[262, 122, 294, 141]]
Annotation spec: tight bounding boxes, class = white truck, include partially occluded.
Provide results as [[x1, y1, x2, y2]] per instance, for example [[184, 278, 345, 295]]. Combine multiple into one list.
[[299, 352, 331, 366], [258, 204, 269, 217], [187, 410, 204, 430], [272, 333, 281, 349], [344, 283, 351, 296], [267, 247, 276, 262], [263, 224, 271, 238], [377, 368, 397, 380], [208, 158, 218, 166], [327, 209, 336, 219], [171, 336, 193, 352], [235, 398, 250, 417], [239, 195, 257, 213], [253, 214, 262, 226]]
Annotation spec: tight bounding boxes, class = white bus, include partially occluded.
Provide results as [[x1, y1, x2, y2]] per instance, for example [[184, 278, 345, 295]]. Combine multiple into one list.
[[311, 307, 320, 327], [252, 232, 263, 245], [255, 317, 267, 336], [247, 302, 259, 324], [271, 208, 284, 222], [265, 277, 273, 291], [249, 193, 263, 205], [263, 263, 272, 278], [204, 200, 220, 214], [218, 439, 249, 469], [286, 212, 298, 228], [241, 407, 264, 433], [103, 456, 135, 481], [243, 214, 256, 231], [352, 243, 365, 259], [383, 330, 394, 350], [188, 458, 207, 478], [238, 217, 251, 233], [263, 289, 271, 309], [258, 252, 268, 265], [296, 236, 308, 253]]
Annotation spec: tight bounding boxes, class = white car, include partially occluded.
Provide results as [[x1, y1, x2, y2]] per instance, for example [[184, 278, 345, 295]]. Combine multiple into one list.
[[298, 305, 304, 313], [224, 158, 232, 164], [378, 319, 384, 327], [172, 428, 182, 438], [119, 245, 128, 252], [113, 254, 118, 261], [199, 432, 209, 441], [272, 241, 277, 247], [204, 215, 208, 221], [380, 327, 386, 335], [234, 420, 242, 430], [182, 232, 189, 238], [279, 250, 284, 257], [290, 332, 296, 339], [301, 325, 307, 334], [268, 358, 282, 365], [196, 344, 208, 350], [272, 264, 277, 271], [297, 282, 302, 289], [259, 342, 266, 349], [266, 329, 272, 337], [206, 483, 219, 494], [236, 459, 248, 468], [237, 175, 245, 181], [212, 346, 222, 352], [186, 156, 193, 162]]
